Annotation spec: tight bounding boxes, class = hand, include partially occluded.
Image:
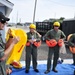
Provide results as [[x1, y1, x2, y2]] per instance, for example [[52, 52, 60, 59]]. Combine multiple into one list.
[[29, 39, 33, 44], [7, 28, 12, 36], [12, 36, 20, 44], [0, 37, 20, 61], [33, 39, 36, 42], [33, 30, 37, 33], [34, 30, 41, 38], [29, 39, 36, 44]]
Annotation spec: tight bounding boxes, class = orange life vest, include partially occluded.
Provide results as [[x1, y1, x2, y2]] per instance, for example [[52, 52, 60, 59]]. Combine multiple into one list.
[[26, 42, 30, 46], [46, 39, 57, 47], [33, 41, 41, 47], [58, 39, 64, 47]]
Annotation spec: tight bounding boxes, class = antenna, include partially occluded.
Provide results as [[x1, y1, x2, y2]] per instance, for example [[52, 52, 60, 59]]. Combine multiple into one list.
[[33, 0, 37, 24]]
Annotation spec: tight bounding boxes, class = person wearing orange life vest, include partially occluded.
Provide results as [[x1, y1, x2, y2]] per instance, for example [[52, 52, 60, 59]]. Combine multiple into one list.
[[68, 33, 75, 65], [44, 21, 66, 74], [25, 24, 41, 73]]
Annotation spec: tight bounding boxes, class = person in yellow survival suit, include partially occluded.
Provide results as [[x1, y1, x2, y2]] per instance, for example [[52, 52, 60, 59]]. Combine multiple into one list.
[[0, 12, 19, 75], [25, 24, 41, 73], [44, 21, 66, 74]]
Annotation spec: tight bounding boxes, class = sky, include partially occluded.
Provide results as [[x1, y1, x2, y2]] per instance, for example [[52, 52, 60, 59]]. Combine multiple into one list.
[[8, 0, 75, 23]]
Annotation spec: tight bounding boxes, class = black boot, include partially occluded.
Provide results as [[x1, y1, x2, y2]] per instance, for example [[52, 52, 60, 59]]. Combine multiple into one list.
[[25, 70, 29, 73], [72, 62, 75, 66], [34, 69, 39, 72], [74, 70, 75, 75], [52, 69, 58, 73], [44, 70, 50, 74]]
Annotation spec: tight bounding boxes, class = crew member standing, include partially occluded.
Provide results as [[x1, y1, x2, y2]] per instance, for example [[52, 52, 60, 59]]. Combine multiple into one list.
[[44, 21, 66, 74], [25, 24, 41, 73]]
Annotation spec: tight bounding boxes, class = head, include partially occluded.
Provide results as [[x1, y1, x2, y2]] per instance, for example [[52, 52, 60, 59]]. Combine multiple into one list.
[[0, 12, 10, 30], [53, 21, 60, 31], [29, 24, 36, 33]]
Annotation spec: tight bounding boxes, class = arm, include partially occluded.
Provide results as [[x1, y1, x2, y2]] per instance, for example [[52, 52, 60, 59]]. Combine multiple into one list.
[[35, 33, 41, 42], [34, 30, 41, 38], [27, 31, 41, 42], [26, 32, 34, 44], [61, 31, 66, 41], [68, 35, 75, 47], [44, 30, 50, 40], [0, 36, 20, 61], [26, 32, 32, 42]]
